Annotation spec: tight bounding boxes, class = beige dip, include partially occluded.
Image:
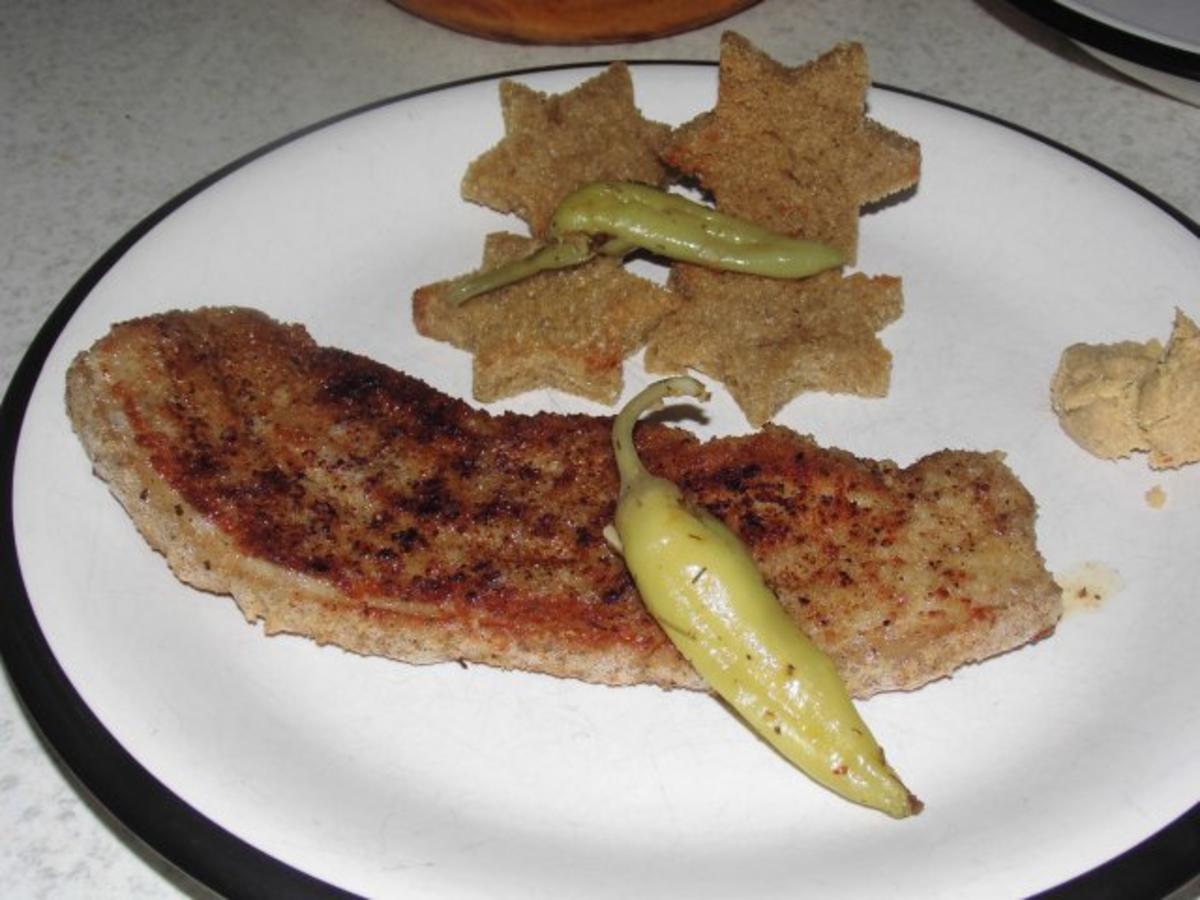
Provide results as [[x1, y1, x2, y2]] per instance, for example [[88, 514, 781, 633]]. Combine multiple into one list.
[[1051, 309, 1200, 469]]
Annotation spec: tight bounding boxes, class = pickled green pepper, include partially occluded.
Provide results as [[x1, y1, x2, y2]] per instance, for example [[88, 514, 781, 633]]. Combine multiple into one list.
[[448, 181, 844, 305], [608, 376, 920, 818], [551, 181, 845, 277]]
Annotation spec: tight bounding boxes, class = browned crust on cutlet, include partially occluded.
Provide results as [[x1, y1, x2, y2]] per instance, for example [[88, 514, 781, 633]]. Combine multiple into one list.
[[66, 308, 1060, 697]]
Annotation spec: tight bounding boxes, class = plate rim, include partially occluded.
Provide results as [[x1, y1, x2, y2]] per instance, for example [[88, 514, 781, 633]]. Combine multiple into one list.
[[1, 60, 1197, 899], [1006, 0, 1200, 80]]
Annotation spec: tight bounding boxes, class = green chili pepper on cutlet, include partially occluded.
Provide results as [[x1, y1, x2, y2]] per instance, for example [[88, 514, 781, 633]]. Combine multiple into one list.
[[607, 376, 920, 818], [448, 182, 844, 305]]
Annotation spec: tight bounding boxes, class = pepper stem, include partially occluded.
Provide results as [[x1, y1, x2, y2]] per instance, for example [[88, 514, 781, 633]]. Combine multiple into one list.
[[447, 234, 594, 305], [612, 377, 708, 488]]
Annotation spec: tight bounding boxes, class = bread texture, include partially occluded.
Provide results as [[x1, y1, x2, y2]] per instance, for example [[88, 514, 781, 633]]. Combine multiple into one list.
[[67, 308, 1060, 697], [413, 232, 679, 404], [662, 34, 921, 263], [461, 62, 672, 238], [427, 36, 921, 413], [645, 265, 903, 425]]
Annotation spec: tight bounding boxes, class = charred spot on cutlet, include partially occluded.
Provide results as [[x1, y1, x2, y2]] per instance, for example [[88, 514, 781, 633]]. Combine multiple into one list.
[[390, 528, 426, 551], [319, 360, 384, 404], [410, 477, 459, 518], [717, 462, 762, 491]]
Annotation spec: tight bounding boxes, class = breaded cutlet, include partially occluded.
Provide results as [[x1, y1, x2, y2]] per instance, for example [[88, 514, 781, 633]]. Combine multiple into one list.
[[67, 307, 1061, 698]]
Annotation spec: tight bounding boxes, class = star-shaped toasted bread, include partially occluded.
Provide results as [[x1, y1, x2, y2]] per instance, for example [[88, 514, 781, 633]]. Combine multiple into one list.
[[413, 233, 680, 404], [645, 264, 903, 425], [663, 34, 920, 264], [462, 63, 673, 238]]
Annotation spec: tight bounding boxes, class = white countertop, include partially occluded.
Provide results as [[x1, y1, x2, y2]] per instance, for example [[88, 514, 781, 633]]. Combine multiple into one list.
[[2, 0, 1198, 896]]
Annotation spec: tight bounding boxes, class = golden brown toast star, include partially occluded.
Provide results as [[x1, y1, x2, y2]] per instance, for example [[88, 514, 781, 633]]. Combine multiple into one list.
[[645, 265, 903, 425], [413, 232, 680, 404], [663, 34, 921, 263], [461, 63, 673, 238]]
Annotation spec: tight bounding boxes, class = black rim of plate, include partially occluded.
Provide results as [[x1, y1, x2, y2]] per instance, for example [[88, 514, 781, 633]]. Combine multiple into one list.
[[1007, 0, 1200, 81], [1, 60, 1198, 900]]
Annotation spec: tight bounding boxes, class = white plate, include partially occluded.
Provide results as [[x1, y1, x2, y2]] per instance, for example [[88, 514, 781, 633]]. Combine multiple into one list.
[[4, 64, 1200, 899], [1008, 0, 1200, 105]]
